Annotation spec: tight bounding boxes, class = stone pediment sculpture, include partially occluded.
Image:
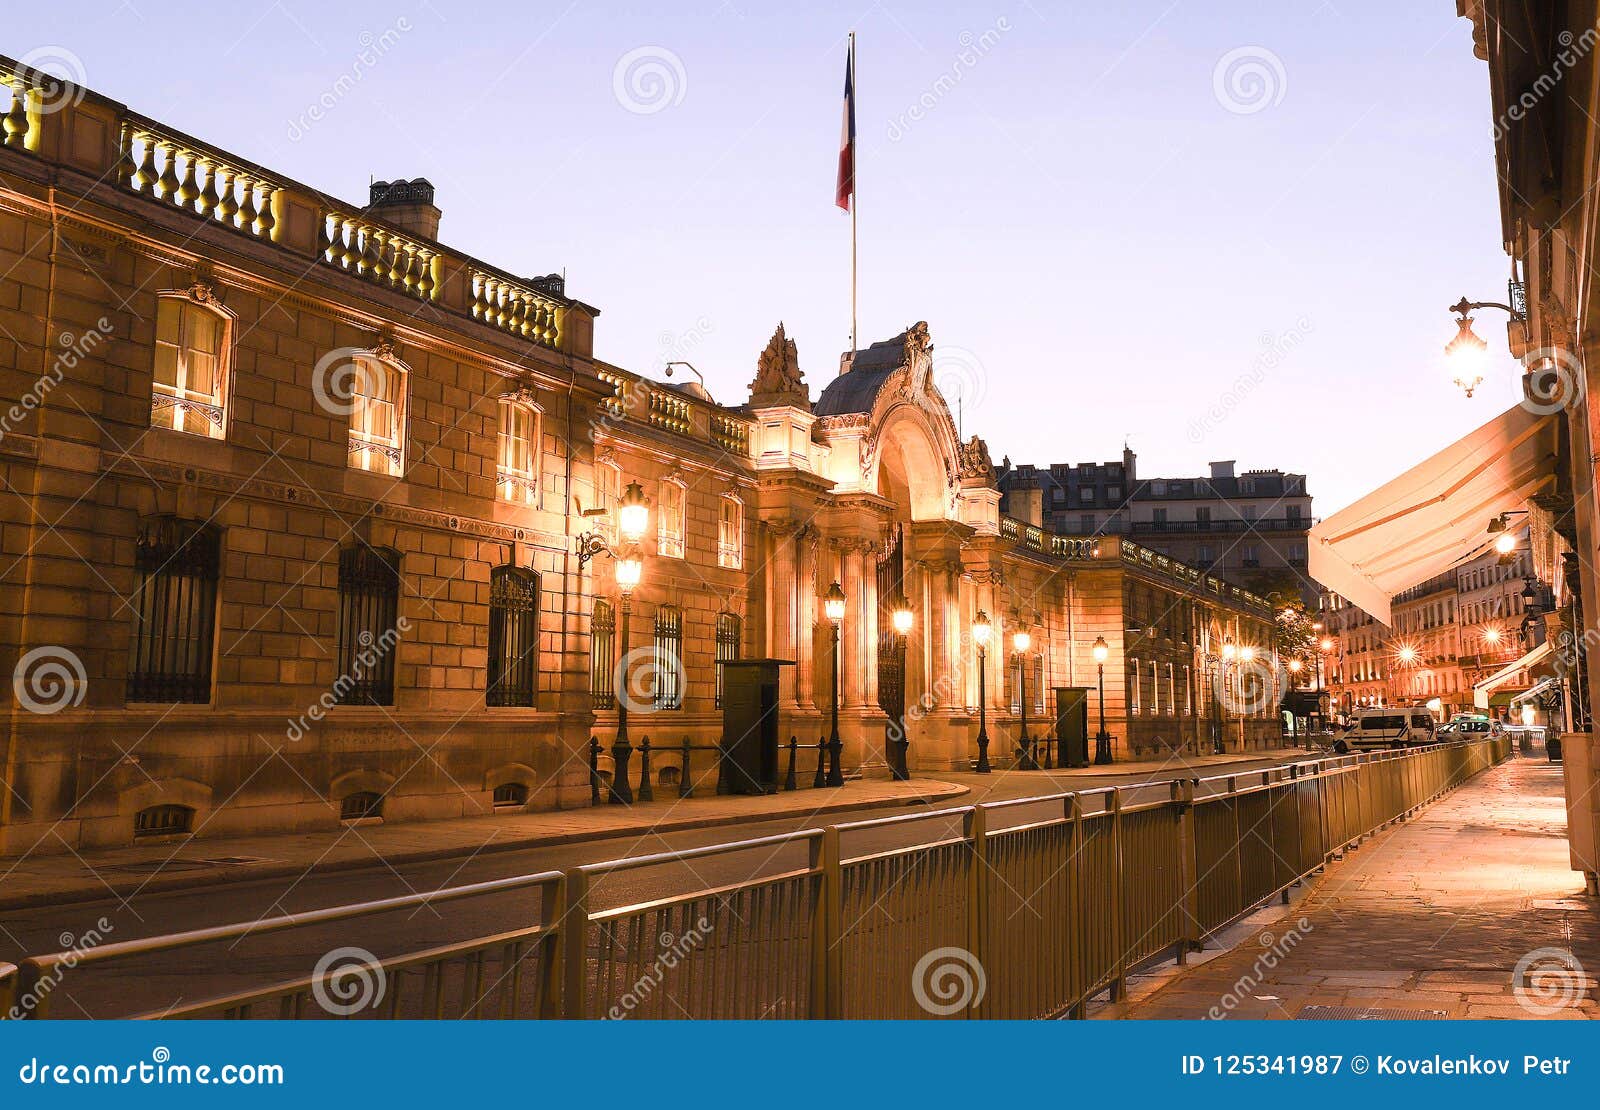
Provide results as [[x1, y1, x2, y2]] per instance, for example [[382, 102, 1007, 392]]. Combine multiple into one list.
[[959, 434, 995, 482], [748, 322, 809, 409]]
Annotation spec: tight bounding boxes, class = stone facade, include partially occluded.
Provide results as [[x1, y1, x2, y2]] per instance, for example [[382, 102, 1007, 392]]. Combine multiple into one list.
[[0, 60, 1277, 855]]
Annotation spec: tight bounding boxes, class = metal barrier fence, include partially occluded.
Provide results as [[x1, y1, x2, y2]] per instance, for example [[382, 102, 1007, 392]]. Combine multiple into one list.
[[12, 736, 1509, 1020]]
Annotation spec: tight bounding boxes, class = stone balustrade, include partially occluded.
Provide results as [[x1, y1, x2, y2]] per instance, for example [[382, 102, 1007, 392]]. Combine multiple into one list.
[[119, 116, 280, 243], [469, 268, 560, 349], [319, 207, 439, 301]]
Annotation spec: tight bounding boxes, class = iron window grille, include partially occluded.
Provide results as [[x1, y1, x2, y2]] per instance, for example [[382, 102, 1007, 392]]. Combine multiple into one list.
[[126, 516, 221, 704], [334, 545, 402, 706], [715, 612, 741, 708], [340, 791, 384, 822], [590, 600, 615, 709], [134, 803, 193, 838], [486, 566, 539, 707], [653, 606, 683, 709], [493, 782, 529, 808]]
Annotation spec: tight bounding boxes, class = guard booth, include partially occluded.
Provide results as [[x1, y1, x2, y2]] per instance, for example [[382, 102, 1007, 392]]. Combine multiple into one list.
[[1053, 687, 1090, 768], [719, 659, 793, 795]]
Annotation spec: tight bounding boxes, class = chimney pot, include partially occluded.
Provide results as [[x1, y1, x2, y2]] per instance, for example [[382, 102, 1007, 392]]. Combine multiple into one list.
[[366, 177, 440, 240]]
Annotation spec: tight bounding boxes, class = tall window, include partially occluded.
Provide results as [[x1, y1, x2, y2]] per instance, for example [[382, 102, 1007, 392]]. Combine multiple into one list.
[[152, 295, 229, 439], [1166, 663, 1176, 716], [497, 395, 542, 504], [1183, 665, 1193, 714], [486, 566, 539, 707], [348, 354, 407, 476], [595, 461, 621, 544], [718, 495, 743, 569], [126, 516, 221, 703], [1150, 661, 1160, 714], [653, 606, 683, 709], [1032, 654, 1044, 713], [1129, 658, 1141, 715], [590, 600, 615, 709], [658, 479, 686, 559], [335, 545, 402, 705], [715, 612, 741, 708]]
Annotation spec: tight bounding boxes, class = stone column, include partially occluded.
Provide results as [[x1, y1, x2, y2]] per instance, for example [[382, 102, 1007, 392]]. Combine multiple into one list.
[[842, 542, 866, 707], [766, 522, 798, 705], [926, 560, 950, 709], [863, 541, 880, 708], [796, 526, 817, 709]]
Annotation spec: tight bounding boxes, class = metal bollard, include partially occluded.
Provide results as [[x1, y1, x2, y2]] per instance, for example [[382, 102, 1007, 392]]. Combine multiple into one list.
[[813, 737, 827, 789], [785, 736, 798, 791], [679, 736, 693, 799], [589, 736, 602, 805], [638, 735, 654, 802]]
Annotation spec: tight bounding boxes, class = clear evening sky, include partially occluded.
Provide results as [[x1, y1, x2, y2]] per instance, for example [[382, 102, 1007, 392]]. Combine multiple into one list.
[[8, 1, 1515, 514]]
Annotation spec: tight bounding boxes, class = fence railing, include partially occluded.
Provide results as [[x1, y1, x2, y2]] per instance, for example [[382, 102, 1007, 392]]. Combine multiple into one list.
[[10, 737, 1509, 1020]]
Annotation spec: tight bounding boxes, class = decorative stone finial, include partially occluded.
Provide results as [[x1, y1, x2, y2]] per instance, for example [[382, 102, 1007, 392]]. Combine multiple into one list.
[[749, 322, 809, 408]]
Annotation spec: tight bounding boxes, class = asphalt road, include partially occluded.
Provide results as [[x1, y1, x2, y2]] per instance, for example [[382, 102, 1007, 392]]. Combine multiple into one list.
[[0, 753, 1318, 1018]]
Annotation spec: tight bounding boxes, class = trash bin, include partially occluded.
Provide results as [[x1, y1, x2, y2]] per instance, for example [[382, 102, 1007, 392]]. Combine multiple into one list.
[[1548, 732, 1564, 762]]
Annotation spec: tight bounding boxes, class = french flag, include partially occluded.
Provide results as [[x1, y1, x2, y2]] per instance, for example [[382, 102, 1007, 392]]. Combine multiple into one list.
[[835, 39, 855, 212]]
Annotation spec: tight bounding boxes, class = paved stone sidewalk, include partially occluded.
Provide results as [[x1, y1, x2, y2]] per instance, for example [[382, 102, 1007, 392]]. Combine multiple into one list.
[[1107, 756, 1600, 1020], [0, 747, 1307, 912]]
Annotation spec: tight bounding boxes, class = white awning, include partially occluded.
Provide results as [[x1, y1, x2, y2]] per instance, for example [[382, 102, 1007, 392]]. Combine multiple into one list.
[[1512, 675, 1562, 705], [1471, 641, 1554, 709], [1309, 404, 1559, 625]]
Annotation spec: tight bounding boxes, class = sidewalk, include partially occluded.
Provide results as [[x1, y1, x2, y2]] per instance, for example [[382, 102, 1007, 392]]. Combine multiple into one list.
[[0, 746, 1309, 913], [1105, 755, 1600, 1019]]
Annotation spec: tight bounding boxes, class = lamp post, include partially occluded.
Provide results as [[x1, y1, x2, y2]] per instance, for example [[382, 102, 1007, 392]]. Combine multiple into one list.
[[889, 596, 913, 780], [1318, 635, 1333, 732], [606, 481, 649, 806], [1092, 635, 1111, 765], [824, 581, 846, 787], [1238, 644, 1256, 752], [973, 610, 992, 773], [1014, 624, 1038, 770], [1218, 636, 1236, 755]]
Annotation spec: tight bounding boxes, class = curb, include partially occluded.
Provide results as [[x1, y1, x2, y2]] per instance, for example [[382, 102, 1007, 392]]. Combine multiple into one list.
[[0, 783, 971, 914]]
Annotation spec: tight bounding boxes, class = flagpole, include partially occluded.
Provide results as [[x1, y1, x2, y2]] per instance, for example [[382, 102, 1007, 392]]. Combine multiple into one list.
[[849, 31, 857, 359]]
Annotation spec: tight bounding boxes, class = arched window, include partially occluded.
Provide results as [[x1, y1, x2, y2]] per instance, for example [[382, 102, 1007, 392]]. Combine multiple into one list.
[[715, 612, 741, 708], [658, 477, 686, 559], [135, 803, 193, 838], [653, 606, 683, 709], [497, 392, 542, 504], [487, 565, 539, 707], [347, 352, 407, 476], [152, 293, 231, 439], [127, 516, 221, 703], [590, 600, 615, 709], [718, 494, 743, 569], [335, 545, 402, 705]]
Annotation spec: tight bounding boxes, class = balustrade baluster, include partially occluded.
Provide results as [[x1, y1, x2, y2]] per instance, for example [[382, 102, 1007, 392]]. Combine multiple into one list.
[[196, 160, 219, 218], [215, 169, 238, 226], [254, 184, 275, 238], [2, 81, 27, 148], [155, 142, 180, 200], [235, 174, 258, 232], [175, 150, 199, 210]]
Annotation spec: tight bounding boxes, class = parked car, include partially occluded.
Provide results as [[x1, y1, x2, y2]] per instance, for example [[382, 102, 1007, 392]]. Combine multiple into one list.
[[1338, 707, 1438, 750], [1436, 715, 1502, 741]]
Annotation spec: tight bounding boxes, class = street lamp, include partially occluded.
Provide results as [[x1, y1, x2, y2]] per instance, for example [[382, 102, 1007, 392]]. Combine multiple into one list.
[[1092, 635, 1112, 765], [610, 548, 644, 805], [1014, 624, 1038, 770], [1217, 636, 1237, 754], [824, 581, 846, 787], [972, 610, 992, 773], [1444, 294, 1523, 398], [888, 595, 913, 780], [616, 480, 649, 543]]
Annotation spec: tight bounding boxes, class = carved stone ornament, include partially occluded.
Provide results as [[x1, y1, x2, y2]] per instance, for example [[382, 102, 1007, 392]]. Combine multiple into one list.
[[749, 322, 809, 408], [958, 434, 994, 480], [183, 262, 220, 305], [370, 325, 401, 364], [904, 320, 933, 391]]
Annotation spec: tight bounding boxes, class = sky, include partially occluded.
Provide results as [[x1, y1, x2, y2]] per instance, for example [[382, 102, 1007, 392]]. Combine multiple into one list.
[[8, 0, 1520, 514]]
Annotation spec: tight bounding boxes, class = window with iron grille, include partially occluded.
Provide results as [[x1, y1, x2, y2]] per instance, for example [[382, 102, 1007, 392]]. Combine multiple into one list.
[[335, 545, 402, 706], [715, 612, 741, 708], [493, 782, 528, 808], [653, 606, 683, 709], [126, 516, 221, 703], [486, 566, 539, 707], [591, 600, 615, 709], [341, 791, 384, 822], [134, 803, 193, 838]]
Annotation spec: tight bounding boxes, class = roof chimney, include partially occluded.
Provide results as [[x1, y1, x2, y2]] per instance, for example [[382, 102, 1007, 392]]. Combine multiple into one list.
[[1209, 460, 1236, 480], [366, 178, 440, 240]]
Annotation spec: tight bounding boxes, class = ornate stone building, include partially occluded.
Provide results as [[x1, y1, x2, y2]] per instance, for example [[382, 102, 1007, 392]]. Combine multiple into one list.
[[0, 59, 1277, 855]]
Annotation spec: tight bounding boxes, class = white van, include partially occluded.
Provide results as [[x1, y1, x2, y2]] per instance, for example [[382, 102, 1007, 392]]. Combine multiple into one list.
[[1338, 707, 1437, 750]]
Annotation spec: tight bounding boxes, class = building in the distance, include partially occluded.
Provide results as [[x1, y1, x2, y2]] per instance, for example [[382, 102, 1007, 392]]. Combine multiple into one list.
[[998, 451, 1314, 604]]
